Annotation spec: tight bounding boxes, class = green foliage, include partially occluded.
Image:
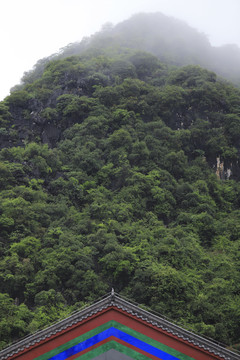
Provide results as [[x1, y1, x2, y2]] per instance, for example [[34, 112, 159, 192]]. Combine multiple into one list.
[[6, 90, 32, 108], [0, 102, 12, 127], [0, 293, 33, 349], [168, 65, 217, 87], [1, 38, 240, 351]]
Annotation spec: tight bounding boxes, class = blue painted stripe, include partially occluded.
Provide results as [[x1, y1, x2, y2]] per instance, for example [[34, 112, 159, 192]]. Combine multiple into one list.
[[49, 327, 181, 360], [112, 328, 179, 360]]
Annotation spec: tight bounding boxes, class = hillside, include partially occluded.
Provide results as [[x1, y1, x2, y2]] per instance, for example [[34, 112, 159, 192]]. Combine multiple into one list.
[[0, 14, 240, 352]]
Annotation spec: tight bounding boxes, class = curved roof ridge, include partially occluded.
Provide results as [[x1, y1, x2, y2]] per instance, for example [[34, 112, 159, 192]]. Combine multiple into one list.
[[112, 294, 239, 360], [0, 292, 239, 360], [0, 295, 112, 360]]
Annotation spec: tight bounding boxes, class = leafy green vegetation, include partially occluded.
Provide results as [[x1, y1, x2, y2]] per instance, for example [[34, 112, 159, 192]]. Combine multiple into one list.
[[1, 27, 240, 351]]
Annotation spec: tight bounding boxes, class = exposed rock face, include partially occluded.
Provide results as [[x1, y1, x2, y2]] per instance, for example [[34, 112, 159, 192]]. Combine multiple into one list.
[[1, 76, 92, 148], [216, 156, 233, 180]]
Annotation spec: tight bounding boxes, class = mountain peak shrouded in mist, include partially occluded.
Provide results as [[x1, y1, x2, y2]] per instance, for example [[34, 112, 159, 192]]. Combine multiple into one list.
[[0, 11, 240, 355], [14, 12, 240, 92], [114, 12, 211, 47]]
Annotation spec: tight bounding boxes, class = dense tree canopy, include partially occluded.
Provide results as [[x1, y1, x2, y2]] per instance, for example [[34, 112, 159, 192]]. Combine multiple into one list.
[[0, 28, 240, 354]]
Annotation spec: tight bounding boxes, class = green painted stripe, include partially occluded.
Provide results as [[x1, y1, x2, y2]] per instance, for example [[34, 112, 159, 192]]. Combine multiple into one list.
[[74, 340, 152, 360], [34, 322, 113, 360], [34, 321, 194, 360], [113, 322, 194, 360]]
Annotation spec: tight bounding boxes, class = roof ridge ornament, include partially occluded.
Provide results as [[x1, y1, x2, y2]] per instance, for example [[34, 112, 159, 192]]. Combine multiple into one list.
[[111, 288, 115, 302]]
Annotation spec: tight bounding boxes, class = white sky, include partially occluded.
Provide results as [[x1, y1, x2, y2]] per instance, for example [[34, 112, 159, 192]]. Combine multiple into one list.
[[1, 0, 240, 101]]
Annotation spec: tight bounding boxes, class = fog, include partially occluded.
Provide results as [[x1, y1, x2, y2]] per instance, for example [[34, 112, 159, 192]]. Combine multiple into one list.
[[1, 0, 240, 100]]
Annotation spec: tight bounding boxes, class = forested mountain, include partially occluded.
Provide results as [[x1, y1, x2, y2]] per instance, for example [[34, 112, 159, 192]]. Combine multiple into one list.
[[1, 13, 240, 353]]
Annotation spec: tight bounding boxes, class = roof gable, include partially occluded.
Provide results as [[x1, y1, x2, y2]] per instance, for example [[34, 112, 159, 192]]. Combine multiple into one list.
[[0, 293, 238, 360]]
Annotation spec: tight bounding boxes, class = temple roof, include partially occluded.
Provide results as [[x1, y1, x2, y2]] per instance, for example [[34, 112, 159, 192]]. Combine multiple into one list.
[[0, 292, 239, 360]]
